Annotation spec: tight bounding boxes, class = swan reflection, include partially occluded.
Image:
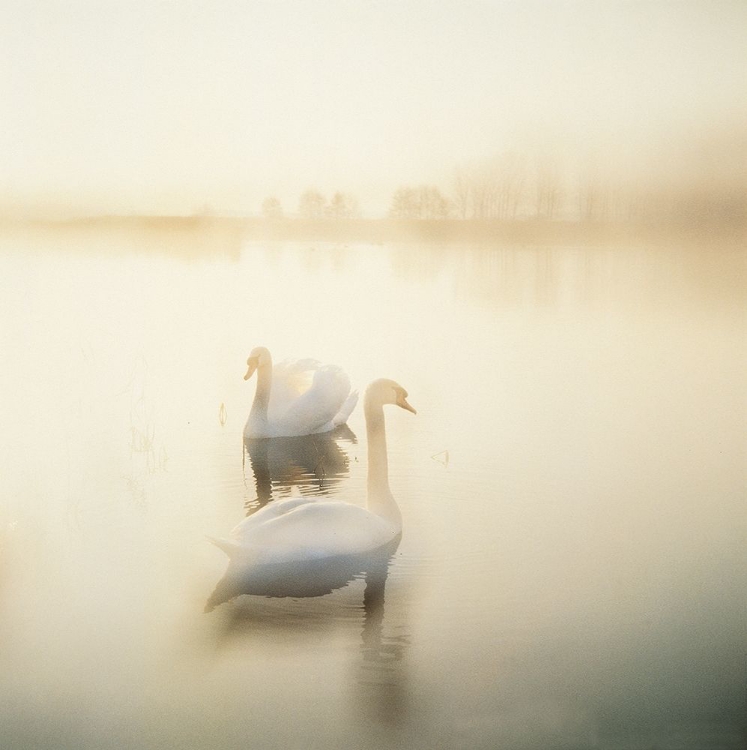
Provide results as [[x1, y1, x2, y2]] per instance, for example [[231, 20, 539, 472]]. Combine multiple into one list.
[[206, 535, 400, 610], [206, 536, 409, 725], [356, 546, 410, 726], [243, 424, 356, 508]]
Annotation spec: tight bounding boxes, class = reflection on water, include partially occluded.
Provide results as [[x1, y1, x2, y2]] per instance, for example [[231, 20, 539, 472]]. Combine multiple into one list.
[[206, 535, 399, 609], [356, 545, 410, 727], [0, 228, 744, 750], [390, 241, 744, 313], [208, 534, 409, 728], [243, 425, 357, 509]]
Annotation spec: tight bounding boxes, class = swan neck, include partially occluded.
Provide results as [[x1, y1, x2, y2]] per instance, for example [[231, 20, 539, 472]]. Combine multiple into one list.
[[365, 398, 399, 524], [250, 362, 272, 421]]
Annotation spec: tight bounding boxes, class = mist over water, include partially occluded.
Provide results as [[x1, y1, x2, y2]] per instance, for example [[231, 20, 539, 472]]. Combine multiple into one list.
[[0, 226, 744, 749], [1, 1, 746, 218], [1, 1, 746, 747]]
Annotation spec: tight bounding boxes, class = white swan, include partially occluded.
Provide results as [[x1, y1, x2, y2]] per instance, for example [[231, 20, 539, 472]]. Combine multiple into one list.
[[213, 378, 416, 567], [243, 347, 358, 439]]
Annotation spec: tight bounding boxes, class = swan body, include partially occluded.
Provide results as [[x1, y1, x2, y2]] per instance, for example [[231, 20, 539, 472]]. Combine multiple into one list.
[[211, 496, 397, 565], [212, 378, 415, 569], [243, 347, 358, 439]]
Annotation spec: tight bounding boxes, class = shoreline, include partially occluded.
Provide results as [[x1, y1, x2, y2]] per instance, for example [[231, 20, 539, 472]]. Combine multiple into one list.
[[0, 214, 744, 247]]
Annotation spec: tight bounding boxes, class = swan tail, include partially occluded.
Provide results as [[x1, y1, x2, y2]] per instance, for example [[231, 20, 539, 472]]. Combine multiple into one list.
[[332, 389, 358, 427], [206, 535, 242, 558]]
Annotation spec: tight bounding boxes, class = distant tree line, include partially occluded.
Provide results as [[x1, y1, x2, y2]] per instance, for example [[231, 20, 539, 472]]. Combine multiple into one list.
[[389, 185, 450, 219], [260, 190, 360, 220], [258, 128, 745, 227], [388, 153, 563, 221], [389, 128, 746, 227]]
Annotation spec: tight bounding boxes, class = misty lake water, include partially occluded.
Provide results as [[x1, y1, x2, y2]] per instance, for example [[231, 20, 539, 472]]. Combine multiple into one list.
[[0, 224, 744, 750]]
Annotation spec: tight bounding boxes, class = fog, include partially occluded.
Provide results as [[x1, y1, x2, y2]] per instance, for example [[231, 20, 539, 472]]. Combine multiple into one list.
[[1, 5, 746, 745], [1, 1, 745, 218], [1, 233, 744, 749]]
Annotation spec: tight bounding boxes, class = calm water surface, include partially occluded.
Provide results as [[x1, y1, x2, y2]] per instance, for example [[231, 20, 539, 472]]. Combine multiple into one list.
[[0, 226, 744, 749]]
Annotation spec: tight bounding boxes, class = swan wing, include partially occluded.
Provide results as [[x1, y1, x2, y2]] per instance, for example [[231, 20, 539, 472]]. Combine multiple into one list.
[[229, 496, 318, 542], [267, 358, 319, 422], [331, 389, 358, 428], [236, 501, 397, 558], [275, 365, 354, 435]]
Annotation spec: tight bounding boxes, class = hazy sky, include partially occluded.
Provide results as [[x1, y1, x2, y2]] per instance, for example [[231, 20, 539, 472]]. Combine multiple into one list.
[[1, 1, 745, 215]]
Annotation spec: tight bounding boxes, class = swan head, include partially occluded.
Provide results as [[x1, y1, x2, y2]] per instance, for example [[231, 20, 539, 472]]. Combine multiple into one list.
[[244, 346, 271, 380], [365, 378, 416, 414]]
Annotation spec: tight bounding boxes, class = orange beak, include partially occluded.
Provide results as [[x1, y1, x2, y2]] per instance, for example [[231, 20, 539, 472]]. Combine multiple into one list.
[[244, 359, 258, 380], [397, 394, 416, 414]]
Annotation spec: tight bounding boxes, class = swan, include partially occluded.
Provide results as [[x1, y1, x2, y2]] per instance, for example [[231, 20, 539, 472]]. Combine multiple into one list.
[[211, 378, 416, 569], [243, 347, 358, 439]]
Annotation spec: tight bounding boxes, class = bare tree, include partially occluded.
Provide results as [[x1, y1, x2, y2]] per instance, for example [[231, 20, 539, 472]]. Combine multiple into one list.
[[578, 168, 610, 222], [468, 166, 494, 219], [535, 160, 562, 219], [497, 151, 527, 219], [298, 189, 326, 219], [345, 193, 361, 218], [452, 167, 471, 219], [460, 152, 528, 219], [389, 187, 419, 218], [418, 186, 450, 218], [261, 196, 283, 219], [389, 185, 449, 219], [326, 192, 360, 218]]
